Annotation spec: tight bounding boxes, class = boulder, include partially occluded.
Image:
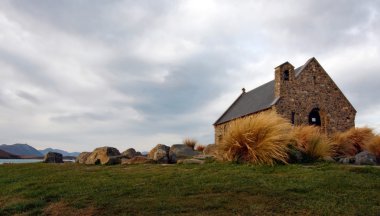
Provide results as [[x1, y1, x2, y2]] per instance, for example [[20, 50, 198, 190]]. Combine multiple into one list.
[[121, 156, 155, 165], [85, 147, 121, 165], [76, 152, 91, 164], [338, 157, 355, 164], [193, 154, 215, 160], [122, 148, 142, 159], [355, 151, 377, 165], [147, 144, 170, 164], [287, 146, 303, 163], [203, 144, 217, 156], [43, 152, 63, 163], [179, 158, 205, 164], [169, 144, 200, 163]]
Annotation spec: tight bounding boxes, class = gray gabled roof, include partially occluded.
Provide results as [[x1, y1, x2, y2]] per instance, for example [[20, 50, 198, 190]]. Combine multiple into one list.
[[214, 80, 279, 125], [214, 58, 313, 125]]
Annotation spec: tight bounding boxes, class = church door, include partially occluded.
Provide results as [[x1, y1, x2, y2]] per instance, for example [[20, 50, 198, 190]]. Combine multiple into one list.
[[309, 108, 321, 126]]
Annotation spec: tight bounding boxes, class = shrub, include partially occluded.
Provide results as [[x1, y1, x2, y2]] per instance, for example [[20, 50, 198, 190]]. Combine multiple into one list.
[[218, 111, 292, 165], [183, 138, 197, 150], [332, 127, 375, 157], [364, 135, 380, 160], [290, 126, 334, 162], [195, 145, 205, 152]]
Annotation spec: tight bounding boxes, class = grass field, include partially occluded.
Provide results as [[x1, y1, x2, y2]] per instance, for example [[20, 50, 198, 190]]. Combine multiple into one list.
[[0, 162, 379, 215]]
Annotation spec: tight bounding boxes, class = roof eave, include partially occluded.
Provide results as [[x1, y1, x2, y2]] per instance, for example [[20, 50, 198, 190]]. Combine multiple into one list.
[[214, 97, 280, 126]]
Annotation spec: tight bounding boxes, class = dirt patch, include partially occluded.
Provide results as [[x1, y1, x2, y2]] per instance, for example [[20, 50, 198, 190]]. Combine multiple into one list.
[[43, 201, 97, 216], [0, 196, 27, 209]]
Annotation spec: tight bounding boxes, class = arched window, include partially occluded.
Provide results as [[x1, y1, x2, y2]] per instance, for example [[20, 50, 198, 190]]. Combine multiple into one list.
[[283, 70, 289, 81], [291, 112, 295, 125], [309, 108, 321, 126]]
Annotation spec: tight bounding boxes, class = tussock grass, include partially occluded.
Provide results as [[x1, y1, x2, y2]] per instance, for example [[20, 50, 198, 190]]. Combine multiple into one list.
[[218, 111, 292, 165], [290, 126, 334, 162], [183, 138, 197, 150], [364, 135, 380, 160], [332, 127, 375, 157]]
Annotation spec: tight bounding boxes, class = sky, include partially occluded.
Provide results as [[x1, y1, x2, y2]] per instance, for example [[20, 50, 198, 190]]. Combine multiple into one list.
[[0, 0, 379, 152]]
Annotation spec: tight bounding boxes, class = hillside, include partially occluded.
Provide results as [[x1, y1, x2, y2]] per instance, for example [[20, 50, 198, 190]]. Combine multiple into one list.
[[0, 149, 19, 159], [39, 148, 80, 157], [0, 144, 43, 157], [0, 163, 379, 215]]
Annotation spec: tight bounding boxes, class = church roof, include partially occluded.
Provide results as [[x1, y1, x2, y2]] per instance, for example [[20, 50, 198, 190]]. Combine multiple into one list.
[[214, 80, 278, 125], [214, 58, 312, 125]]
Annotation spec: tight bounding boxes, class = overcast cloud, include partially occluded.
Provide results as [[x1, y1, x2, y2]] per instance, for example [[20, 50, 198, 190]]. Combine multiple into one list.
[[0, 0, 379, 152]]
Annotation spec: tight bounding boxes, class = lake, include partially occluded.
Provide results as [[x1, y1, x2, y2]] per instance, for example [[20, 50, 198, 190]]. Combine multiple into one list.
[[0, 159, 43, 164], [0, 159, 76, 164]]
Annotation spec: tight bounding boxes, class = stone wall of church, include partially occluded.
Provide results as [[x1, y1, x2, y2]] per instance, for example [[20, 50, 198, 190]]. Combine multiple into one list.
[[274, 58, 356, 134]]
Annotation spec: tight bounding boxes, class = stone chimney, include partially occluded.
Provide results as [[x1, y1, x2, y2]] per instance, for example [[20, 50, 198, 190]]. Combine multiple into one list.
[[274, 61, 295, 97]]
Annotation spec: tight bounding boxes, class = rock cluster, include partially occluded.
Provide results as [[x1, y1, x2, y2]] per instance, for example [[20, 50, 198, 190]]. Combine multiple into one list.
[[122, 148, 142, 159], [147, 144, 171, 163], [76, 147, 151, 165], [43, 152, 63, 163], [338, 151, 377, 165], [85, 147, 121, 165]]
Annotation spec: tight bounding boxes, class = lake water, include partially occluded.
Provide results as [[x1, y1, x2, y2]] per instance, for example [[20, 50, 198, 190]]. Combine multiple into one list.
[[0, 159, 43, 164], [0, 159, 76, 164]]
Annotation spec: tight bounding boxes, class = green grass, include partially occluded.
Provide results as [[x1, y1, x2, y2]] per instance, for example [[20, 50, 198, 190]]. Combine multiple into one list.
[[0, 163, 380, 215]]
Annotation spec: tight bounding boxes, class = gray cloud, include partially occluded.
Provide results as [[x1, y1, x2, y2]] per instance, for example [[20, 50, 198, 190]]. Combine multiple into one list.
[[16, 91, 40, 104], [0, 0, 379, 151]]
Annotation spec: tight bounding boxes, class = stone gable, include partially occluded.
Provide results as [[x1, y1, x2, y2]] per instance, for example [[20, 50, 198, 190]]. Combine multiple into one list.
[[214, 57, 356, 145]]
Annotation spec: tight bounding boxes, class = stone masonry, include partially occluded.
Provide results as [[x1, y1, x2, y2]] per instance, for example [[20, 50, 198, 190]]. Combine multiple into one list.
[[214, 58, 356, 145]]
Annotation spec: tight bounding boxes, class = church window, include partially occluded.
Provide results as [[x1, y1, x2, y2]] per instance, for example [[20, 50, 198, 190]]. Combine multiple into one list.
[[291, 112, 295, 125], [283, 70, 289, 81]]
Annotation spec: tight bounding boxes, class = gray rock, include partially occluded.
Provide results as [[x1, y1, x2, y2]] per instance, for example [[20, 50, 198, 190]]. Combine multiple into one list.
[[192, 154, 215, 160], [76, 152, 91, 164], [355, 151, 377, 165], [43, 152, 63, 163], [169, 144, 200, 163], [181, 159, 205, 164], [122, 148, 142, 159], [148, 144, 170, 164], [288, 147, 303, 163], [339, 157, 355, 164], [121, 156, 155, 165], [85, 147, 121, 165]]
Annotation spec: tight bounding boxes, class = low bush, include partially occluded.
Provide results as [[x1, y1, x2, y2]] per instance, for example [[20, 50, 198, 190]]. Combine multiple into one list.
[[290, 126, 334, 162], [218, 111, 292, 165], [183, 138, 197, 150], [195, 145, 205, 152], [332, 127, 375, 157]]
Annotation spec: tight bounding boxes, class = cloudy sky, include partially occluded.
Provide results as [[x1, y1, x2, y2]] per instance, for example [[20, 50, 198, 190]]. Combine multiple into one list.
[[0, 0, 379, 152]]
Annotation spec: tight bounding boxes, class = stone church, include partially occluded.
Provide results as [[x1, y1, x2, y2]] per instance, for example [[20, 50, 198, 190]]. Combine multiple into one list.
[[214, 57, 356, 145]]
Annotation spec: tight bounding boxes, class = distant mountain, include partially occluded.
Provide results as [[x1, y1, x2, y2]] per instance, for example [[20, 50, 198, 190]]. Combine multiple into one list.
[[0, 149, 20, 159], [0, 144, 43, 157], [39, 148, 80, 157]]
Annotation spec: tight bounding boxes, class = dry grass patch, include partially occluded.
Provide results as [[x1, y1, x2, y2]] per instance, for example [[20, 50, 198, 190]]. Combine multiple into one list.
[[332, 127, 375, 157], [291, 126, 334, 162], [364, 135, 380, 160], [218, 111, 292, 165], [44, 201, 97, 216]]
